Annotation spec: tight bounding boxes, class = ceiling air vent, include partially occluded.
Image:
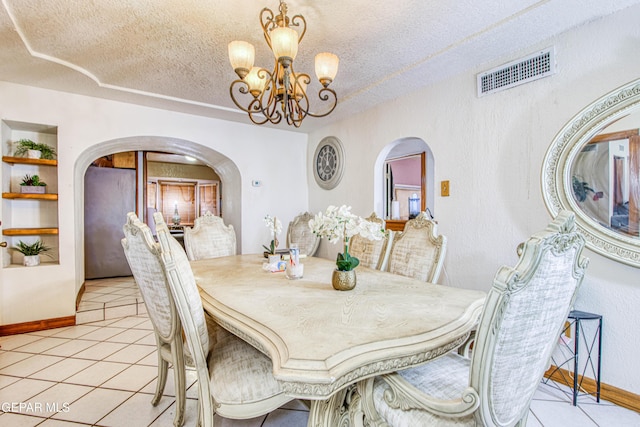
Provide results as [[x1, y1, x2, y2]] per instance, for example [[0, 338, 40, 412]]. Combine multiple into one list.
[[477, 47, 555, 97]]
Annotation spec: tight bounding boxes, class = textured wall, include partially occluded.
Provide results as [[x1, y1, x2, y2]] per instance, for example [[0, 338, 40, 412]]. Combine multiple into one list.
[[0, 82, 308, 326], [307, 6, 640, 394]]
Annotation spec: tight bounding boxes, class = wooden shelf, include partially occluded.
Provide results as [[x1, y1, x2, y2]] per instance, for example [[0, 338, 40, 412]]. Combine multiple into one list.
[[3, 228, 59, 236], [2, 192, 58, 200], [4, 260, 59, 269], [2, 156, 57, 166]]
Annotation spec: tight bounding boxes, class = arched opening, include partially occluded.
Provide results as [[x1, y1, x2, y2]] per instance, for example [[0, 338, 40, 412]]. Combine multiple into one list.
[[374, 137, 435, 230], [73, 136, 242, 293]]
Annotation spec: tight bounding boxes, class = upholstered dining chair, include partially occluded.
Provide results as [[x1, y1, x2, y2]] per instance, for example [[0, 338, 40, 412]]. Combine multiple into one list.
[[286, 211, 320, 256], [121, 212, 189, 427], [349, 212, 394, 270], [183, 211, 236, 261], [152, 212, 293, 427], [386, 211, 447, 283], [359, 211, 589, 427]]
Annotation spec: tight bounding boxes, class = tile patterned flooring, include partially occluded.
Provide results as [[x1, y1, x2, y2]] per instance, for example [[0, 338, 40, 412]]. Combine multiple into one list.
[[0, 277, 637, 426]]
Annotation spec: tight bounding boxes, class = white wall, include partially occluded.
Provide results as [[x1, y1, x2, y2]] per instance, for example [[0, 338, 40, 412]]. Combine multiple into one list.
[[0, 82, 308, 325], [307, 7, 640, 395]]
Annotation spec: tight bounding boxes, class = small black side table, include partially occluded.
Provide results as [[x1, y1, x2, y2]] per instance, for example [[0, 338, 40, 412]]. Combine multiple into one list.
[[545, 310, 602, 406]]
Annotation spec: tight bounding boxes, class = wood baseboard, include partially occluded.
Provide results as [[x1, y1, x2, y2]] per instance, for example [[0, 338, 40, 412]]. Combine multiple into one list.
[[544, 366, 640, 413], [0, 315, 76, 337]]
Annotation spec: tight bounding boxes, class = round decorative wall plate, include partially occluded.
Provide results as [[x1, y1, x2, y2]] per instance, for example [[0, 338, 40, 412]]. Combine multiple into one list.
[[313, 136, 344, 190]]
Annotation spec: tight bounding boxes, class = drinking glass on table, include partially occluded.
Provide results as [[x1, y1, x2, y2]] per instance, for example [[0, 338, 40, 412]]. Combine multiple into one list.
[[286, 244, 303, 279]]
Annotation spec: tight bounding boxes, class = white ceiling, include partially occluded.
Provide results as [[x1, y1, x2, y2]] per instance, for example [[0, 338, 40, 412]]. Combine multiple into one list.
[[0, 0, 638, 133]]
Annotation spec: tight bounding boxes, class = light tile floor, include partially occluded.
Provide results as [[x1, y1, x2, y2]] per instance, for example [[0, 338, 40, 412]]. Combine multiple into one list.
[[0, 277, 638, 426]]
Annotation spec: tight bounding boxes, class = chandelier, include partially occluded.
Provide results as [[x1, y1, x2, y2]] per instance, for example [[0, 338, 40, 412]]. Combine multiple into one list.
[[228, 1, 339, 127]]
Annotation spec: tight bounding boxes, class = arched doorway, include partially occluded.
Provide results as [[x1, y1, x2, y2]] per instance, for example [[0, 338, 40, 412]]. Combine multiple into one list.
[[374, 137, 435, 229], [73, 136, 241, 291]]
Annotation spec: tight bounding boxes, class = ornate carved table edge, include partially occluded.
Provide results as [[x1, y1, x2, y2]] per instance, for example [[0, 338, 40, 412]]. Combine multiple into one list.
[[303, 333, 470, 426], [286, 333, 469, 399]]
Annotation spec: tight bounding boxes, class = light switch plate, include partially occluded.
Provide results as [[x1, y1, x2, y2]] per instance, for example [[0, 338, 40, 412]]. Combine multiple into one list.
[[441, 180, 450, 197]]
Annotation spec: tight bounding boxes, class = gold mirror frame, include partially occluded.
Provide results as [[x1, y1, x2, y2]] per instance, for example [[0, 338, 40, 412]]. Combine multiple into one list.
[[542, 78, 640, 268]]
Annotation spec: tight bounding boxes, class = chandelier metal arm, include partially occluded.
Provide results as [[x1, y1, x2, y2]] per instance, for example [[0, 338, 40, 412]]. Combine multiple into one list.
[[247, 99, 272, 125], [229, 80, 253, 112], [306, 87, 338, 118], [260, 7, 276, 50], [289, 14, 306, 42], [229, 78, 272, 125]]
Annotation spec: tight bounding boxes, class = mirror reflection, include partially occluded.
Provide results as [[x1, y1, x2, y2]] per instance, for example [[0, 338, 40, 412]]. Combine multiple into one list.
[[571, 124, 640, 238], [542, 77, 640, 267]]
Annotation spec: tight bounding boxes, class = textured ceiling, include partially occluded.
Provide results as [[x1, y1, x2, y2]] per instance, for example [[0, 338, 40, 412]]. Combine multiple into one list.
[[0, 0, 638, 132]]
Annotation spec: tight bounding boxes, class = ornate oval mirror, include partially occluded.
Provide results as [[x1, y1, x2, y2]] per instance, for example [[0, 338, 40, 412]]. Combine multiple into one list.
[[542, 78, 640, 267]]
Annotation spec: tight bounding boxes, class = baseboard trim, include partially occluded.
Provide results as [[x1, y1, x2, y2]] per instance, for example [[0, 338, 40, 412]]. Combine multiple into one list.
[[0, 315, 76, 336], [544, 366, 640, 413]]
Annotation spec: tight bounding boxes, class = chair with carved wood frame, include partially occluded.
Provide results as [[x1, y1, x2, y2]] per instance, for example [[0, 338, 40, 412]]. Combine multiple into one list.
[[359, 211, 588, 427], [121, 213, 189, 427], [349, 212, 394, 270], [286, 211, 320, 256], [183, 211, 236, 261], [386, 211, 447, 283], [153, 212, 293, 426]]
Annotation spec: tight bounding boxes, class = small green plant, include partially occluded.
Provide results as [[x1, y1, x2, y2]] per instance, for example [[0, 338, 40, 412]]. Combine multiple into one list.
[[20, 174, 47, 187], [14, 138, 57, 160], [262, 214, 282, 255], [14, 240, 51, 257]]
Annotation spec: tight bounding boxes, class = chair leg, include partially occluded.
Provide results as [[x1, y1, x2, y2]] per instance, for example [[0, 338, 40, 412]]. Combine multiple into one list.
[[356, 378, 388, 427], [172, 356, 187, 427], [196, 397, 202, 427], [515, 411, 529, 427], [152, 354, 169, 406], [457, 330, 476, 358]]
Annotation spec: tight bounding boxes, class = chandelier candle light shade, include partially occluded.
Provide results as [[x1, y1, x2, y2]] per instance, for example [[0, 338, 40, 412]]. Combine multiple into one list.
[[310, 205, 385, 290], [228, 0, 339, 127]]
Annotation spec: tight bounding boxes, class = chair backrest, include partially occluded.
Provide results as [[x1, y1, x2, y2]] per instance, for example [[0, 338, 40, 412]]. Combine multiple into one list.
[[121, 213, 181, 348], [470, 210, 588, 426], [183, 211, 236, 260], [349, 212, 393, 270], [286, 212, 320, 256], [153, 211, 217, 424], [386, 212, 446, 282]]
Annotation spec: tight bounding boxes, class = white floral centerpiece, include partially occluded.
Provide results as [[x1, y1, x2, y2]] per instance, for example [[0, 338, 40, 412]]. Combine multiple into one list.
[[262, 214, 283, 255], [309, 205, 384, 271]]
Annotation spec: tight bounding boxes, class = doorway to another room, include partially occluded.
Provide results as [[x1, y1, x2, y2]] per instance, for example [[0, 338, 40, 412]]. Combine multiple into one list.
[[79, 150, 223, 323], [380, 138, 435, 232]]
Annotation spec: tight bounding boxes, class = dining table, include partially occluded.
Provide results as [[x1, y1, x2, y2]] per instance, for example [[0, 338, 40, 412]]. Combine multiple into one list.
[[191, 254, 486, 426]]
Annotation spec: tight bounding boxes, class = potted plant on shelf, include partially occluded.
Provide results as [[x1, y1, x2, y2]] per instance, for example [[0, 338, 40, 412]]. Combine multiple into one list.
[[19, 174, 47, 194], [14, 239, 51, 266], [13, 138, 57, 160], [310, 205, 384, 290]]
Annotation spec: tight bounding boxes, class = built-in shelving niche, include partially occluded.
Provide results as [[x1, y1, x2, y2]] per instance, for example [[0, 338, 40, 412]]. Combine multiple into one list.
[[1, 120, 59, 267]]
